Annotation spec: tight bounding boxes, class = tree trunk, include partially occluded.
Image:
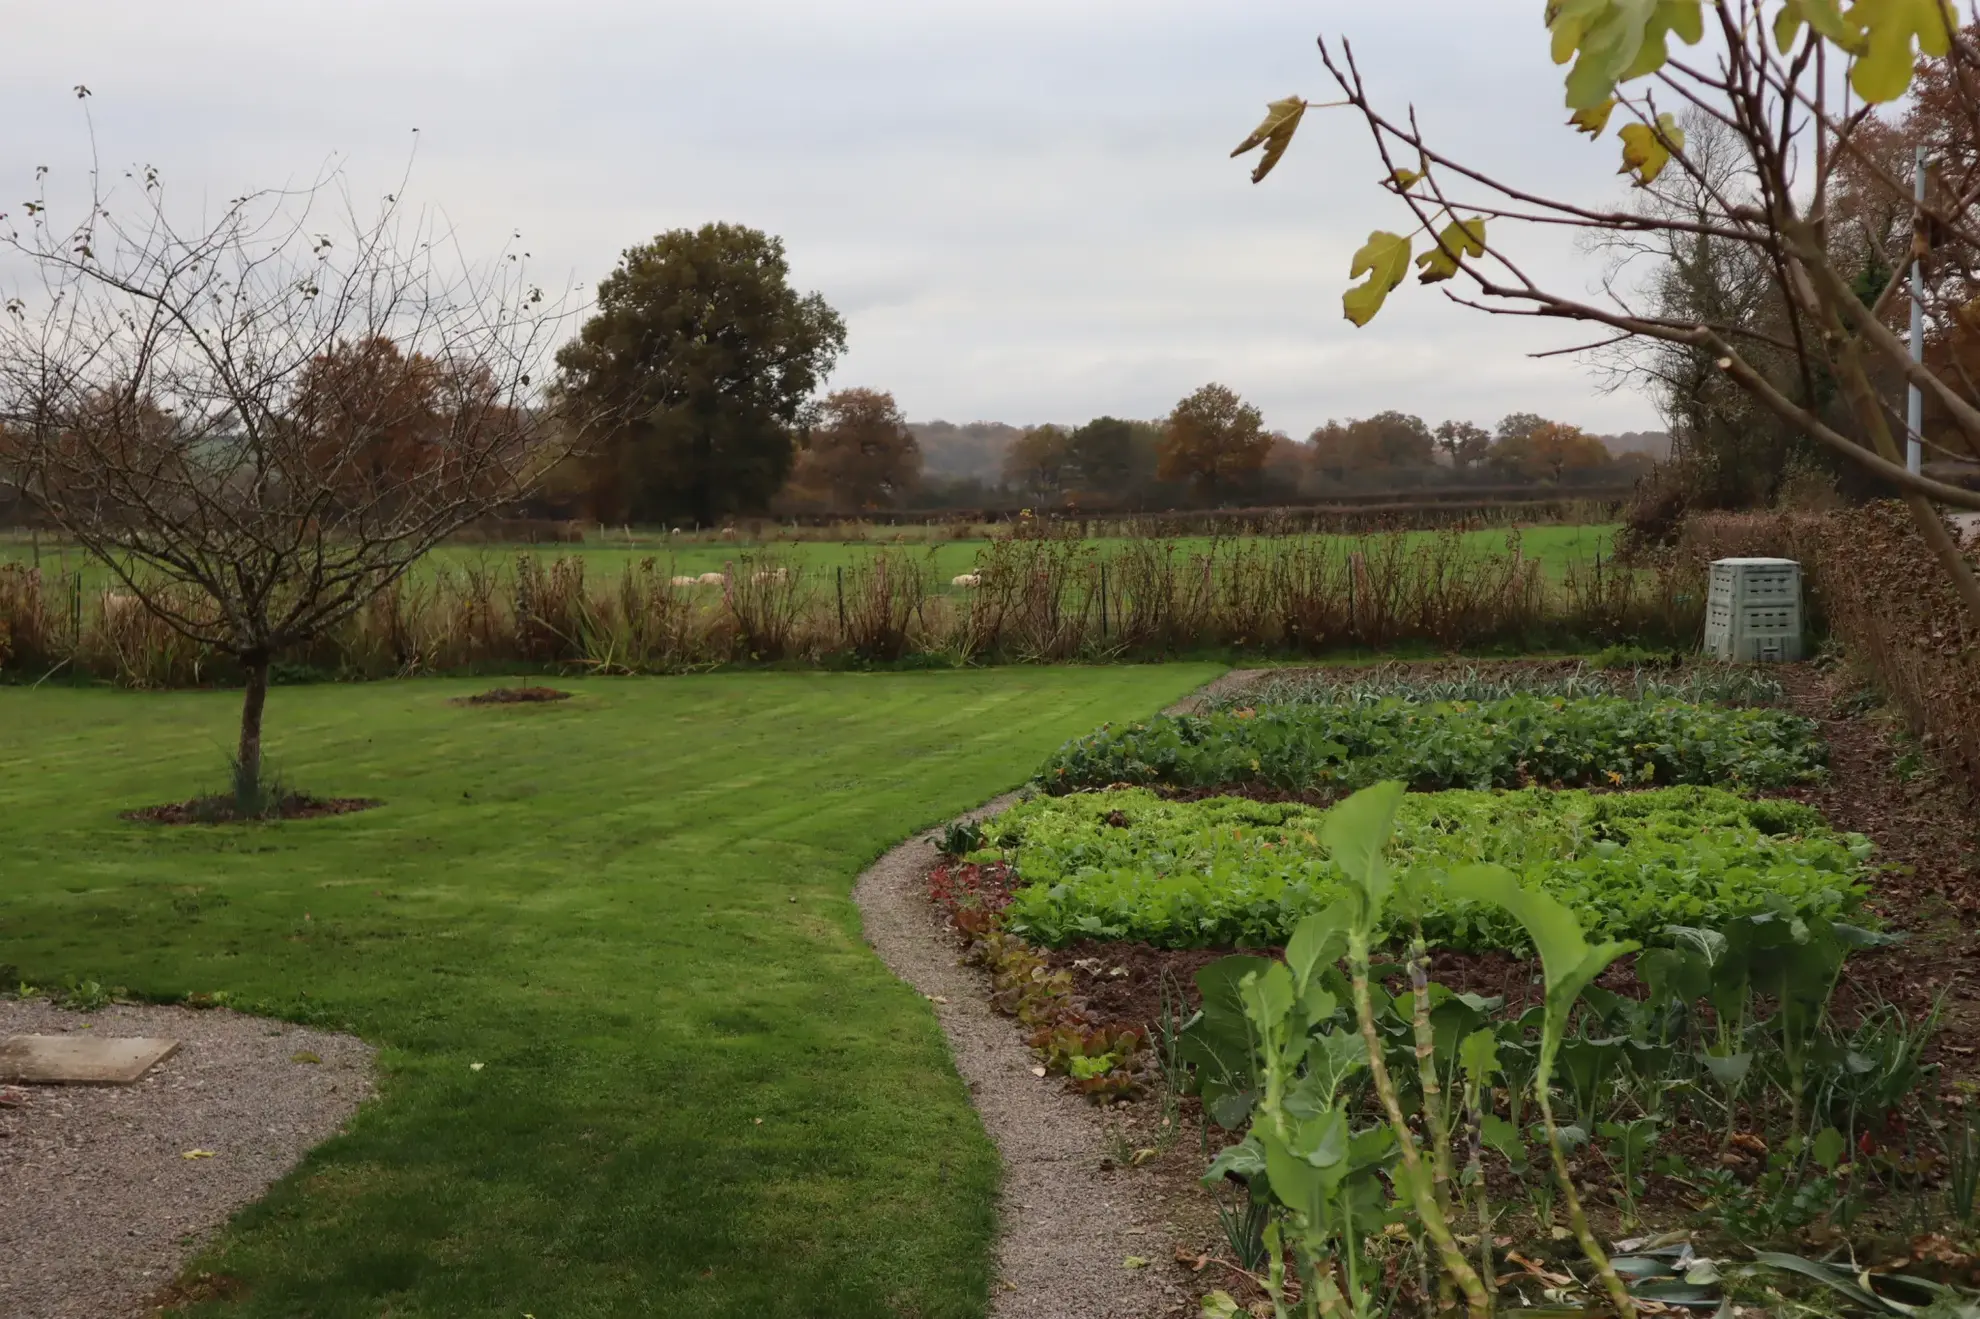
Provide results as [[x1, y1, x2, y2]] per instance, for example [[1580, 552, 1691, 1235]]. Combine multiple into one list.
[[237, 652, 270, 804]]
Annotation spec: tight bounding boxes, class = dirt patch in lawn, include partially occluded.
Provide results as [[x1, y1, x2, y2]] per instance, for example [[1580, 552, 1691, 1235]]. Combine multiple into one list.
[[122, 795, 381, 826], [458, 685, 571, 705], [0, 998, 374, 1319]]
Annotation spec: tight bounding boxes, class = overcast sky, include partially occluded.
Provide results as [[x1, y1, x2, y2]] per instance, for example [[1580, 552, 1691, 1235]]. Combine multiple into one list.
[[2, 1, 1666, 436]]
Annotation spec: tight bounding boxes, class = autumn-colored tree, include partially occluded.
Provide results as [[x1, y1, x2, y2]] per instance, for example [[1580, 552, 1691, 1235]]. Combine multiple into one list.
[[1233, 0, 1980, 623], [1158, 383, 1271, 497], [785, 387, 921, 509], [291, 338, 530, 512], [1002, 424, 1072, 499], [1305, 410, 1436, 478], [1261, 430, 1312, 493], [554, 224, 846, 527], [1433, 419, 1492, 470], [1489, 420, 1614, 482]]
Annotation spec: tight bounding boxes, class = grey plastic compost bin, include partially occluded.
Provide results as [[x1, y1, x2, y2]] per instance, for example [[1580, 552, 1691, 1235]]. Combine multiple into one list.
[[1703, 557, 1803, 662]]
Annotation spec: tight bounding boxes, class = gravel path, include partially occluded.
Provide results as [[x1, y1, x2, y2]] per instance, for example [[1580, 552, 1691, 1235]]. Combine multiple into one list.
[[854, 799, 1193, 1319], [0, 1000, 375, 1319]]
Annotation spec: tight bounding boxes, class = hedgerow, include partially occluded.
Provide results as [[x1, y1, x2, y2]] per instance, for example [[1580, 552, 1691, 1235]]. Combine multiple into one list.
[[996, 787, 1871, 951]]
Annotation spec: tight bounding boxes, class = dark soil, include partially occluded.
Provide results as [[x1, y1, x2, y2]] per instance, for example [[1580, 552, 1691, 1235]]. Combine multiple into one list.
[[123, 795, 382, 825], [460, 685, 571, 705]]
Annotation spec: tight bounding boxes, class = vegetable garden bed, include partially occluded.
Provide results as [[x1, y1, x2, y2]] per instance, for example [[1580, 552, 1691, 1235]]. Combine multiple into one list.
[[923, 659, 1980, 1319]]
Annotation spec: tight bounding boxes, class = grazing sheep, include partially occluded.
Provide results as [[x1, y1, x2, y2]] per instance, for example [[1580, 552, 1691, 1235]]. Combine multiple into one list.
[[751, 567, 789, 584], [100, 591, 142, 623], [670, 575, 699, 587], [696, 572, 726, 586], [950, 573, 981, 588]]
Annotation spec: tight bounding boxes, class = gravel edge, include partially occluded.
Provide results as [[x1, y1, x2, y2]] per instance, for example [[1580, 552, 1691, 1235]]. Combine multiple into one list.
[[0, 1000, 375, 1319], [852, 799, 1188, 1319], [850, 675, 1255, 1319]]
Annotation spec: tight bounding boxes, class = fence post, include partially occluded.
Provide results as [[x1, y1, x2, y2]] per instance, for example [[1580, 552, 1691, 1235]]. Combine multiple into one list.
[[1099, 563, 1109, 640], [835, 565, 846, 640]]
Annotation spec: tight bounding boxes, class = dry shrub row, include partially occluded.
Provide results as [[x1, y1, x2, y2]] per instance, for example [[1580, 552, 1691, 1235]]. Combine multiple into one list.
[[1677, 502, 1980, 799], [0, 529, 1700, 686]]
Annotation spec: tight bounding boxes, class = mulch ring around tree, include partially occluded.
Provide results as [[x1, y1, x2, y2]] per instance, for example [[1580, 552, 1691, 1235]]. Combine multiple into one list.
[[122, 795, 382, 826], [457, 686, 572, 706]]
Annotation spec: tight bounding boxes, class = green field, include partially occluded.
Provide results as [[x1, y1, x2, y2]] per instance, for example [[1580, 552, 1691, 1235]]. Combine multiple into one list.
[[0, 667, 1218, 1317], [1, 523, 1620, 592]]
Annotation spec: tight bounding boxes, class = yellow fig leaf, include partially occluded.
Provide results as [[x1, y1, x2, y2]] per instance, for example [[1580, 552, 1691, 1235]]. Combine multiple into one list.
[[1848, 0, 1957, 102], [1231, 96, 1308, 184], [1343, 231, 1412, 326], [1569, 99, 1618, 136], [1549, 0, 1706, 108], [1619, 113, 1685, 186], [1388, 167, 1423, 192], [1774, 0, 1865, 52], [1417, 217, 1488, 284]]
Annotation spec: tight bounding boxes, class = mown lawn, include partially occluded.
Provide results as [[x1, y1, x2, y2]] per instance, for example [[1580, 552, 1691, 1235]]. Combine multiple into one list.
[[0, 667, 1218, 1318]]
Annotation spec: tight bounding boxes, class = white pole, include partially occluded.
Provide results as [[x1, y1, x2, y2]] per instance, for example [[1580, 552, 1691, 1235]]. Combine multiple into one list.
[[1908, 143, 1926, 476]]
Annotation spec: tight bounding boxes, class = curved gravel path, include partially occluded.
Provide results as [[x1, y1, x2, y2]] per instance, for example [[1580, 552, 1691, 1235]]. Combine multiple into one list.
[[854, 798, 1190, 1319], [851, 677, 1260, 1319]]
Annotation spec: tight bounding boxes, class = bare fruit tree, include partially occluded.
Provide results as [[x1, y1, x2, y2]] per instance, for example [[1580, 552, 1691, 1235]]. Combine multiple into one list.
[[0, 148, 582, 798], [1232, 0, 1980, 621]]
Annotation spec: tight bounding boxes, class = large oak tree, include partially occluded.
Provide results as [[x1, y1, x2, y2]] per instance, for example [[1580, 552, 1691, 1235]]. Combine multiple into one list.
[[554, 223, 845, 528]]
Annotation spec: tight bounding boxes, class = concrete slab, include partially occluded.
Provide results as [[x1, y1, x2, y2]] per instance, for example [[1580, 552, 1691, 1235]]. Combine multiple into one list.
[[0, 1034, 180, 1085]]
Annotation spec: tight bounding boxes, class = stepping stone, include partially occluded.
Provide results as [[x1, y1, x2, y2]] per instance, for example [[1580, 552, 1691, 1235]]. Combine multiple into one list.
[[0, 1034, 180, 1085]]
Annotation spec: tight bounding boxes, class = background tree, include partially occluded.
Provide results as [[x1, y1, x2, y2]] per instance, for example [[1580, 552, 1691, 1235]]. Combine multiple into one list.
[[1063, 415, 1138, 495], [0, 162, 573, 802], [785, 387, 921, 509], [1157, 383, 1272, 498], [1002, 424, 1072, 501], [1433, 418, 1492, 470], [1490, 419, 1615, 482], [1261, 429, 1314, 494], [1590, 110, 1842, 507], [1232, 1, 1980, 618], [554, 223, 845, 527], [1307, 410, 1436, 479]]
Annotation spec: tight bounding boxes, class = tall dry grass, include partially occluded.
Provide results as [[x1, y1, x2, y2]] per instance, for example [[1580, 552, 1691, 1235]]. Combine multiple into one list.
[[0, 527, 1703, 686]]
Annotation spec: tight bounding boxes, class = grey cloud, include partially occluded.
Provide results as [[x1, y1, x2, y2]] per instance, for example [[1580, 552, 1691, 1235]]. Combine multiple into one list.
[[1, 0, 1662, 436]]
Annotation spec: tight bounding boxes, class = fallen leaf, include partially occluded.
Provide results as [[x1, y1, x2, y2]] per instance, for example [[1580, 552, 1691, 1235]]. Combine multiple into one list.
[[1029, 1065, 1047, 1078], [1123, 1255, 1148, 1269], [291, 1050, 322, 1065], [469, 1062, 485, 1072], [182, 1149, 217, 1160]]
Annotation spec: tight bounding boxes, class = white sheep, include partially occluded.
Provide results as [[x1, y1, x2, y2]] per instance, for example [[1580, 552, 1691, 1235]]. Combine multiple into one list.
[[696, 572, 726, 586], [100, 591, 142, 622], [751, 567, 789, 584], [670, 575, 699, 587], [950, 573, 981, 589]]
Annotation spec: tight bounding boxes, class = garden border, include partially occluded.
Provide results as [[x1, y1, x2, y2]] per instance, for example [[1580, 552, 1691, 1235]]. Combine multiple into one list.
[[854, 795, 1189, 1319], [849, 672, 1258, 1319]]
